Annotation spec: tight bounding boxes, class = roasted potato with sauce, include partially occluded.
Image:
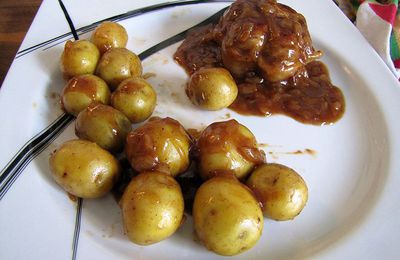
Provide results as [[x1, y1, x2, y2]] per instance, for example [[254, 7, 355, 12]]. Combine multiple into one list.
[[193, 176, 263, 256], [196, 119, 265, 180], [186, 67, 238, 110], [60, 40, 100, 78], [61, 74, 110, 116], [49, 139, 120, 198], [125, 117, 191, 177], [91, 21, 128, 54], [75, 103, 131, 152], [246, 163, 308, 221], [111, 77, 157, 123], [96, 48, 142, 90], [120, 171, 184, 245]]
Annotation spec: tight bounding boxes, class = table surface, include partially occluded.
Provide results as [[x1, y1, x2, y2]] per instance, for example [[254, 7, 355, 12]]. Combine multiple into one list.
[[0, 0, 42, 87]]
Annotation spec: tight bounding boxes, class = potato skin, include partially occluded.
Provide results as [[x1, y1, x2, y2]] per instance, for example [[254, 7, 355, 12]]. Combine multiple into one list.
[[193, 176, 263, 256], [111, 77, 157, 123], [125, 117, 191, 177], [246, 163, 308, 221], [60, 40, 100, 78], [61, 74, 110, 116], [91, 21, 128, 54], [196, 119, 265, 180], [49, 139, 120, 198], [96, 48, 142, 90], [120, 171, 184, 245], [186, 67, 238, 110], [75, 103, 131, 152]]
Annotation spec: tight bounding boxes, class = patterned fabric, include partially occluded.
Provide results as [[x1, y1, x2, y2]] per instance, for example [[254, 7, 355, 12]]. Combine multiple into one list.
[[334, 0, 400, 79]]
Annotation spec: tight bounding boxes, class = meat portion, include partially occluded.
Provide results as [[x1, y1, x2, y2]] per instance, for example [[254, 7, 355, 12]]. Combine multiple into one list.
[[213, 0, 322, 82], [174, 0, 345, 125]]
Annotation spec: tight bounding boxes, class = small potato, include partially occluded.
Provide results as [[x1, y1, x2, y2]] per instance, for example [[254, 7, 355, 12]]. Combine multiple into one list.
[[246, 163, 308, 221], [75, 103, 131, 152], [61, 74, 111, 116], [193, 176, 263, 256], [186, 67, 238, 110], [120, 171, 184, 245], [125, 117, 191, 177], [60, 40, 100, 78], [91, 21, 128, 54], [196, 119, 265, 180], [49, 139, 120, 198], [111, 77, 157, 123], [96, 48, 142, 90]]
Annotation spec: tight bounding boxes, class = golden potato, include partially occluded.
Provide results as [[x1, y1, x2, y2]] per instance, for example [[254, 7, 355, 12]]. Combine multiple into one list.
[[186, 67, 238, 110], [246, 163, 308, 221], [91, 21, 128, 54], [193, 176, 263, 256], [49, 139, 120, 198], [60, 40, 100, 78], [125, 117, 191, 177], [120, 171, 184, 245], [75, 103, 131, 152], [61, 74, 111, 116], [111, 77, 157, 123], [196, 119, 265, 180], [96, 48, 142, 90]]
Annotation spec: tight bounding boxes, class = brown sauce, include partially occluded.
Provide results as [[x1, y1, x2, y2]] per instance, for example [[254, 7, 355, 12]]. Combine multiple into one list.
[[187, 128, 203, 141], [68, 193, 78, 202], [174, 0, 345, 125], [197, 119, 265, 164], [230, 61, 345, 124]]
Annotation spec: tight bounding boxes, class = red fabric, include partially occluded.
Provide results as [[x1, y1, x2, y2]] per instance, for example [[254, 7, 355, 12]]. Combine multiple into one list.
[[393, 58, 400, 68], [369, 3, 397, 25]]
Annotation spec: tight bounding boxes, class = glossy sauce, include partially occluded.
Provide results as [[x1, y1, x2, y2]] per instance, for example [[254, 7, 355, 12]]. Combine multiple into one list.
[[61, 76, 99, 112], [174, 0, 345, 125], [197, 119, 265, 164], [230, 61, 345, 124], [125, 117, 191, 175], [62, 76, 98, 99]]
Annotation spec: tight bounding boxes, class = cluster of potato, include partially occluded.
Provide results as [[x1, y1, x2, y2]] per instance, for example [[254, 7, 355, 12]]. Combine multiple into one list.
[[192, 120, 308, 255], [49, 21, 309, 256], [60, 21, 156, 124], [52, 21, 157, 196], [51, 21, 147, 201]]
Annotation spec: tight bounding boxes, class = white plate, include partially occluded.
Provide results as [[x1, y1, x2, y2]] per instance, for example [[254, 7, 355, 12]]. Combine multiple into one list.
[[1, 0, 400, 259]]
